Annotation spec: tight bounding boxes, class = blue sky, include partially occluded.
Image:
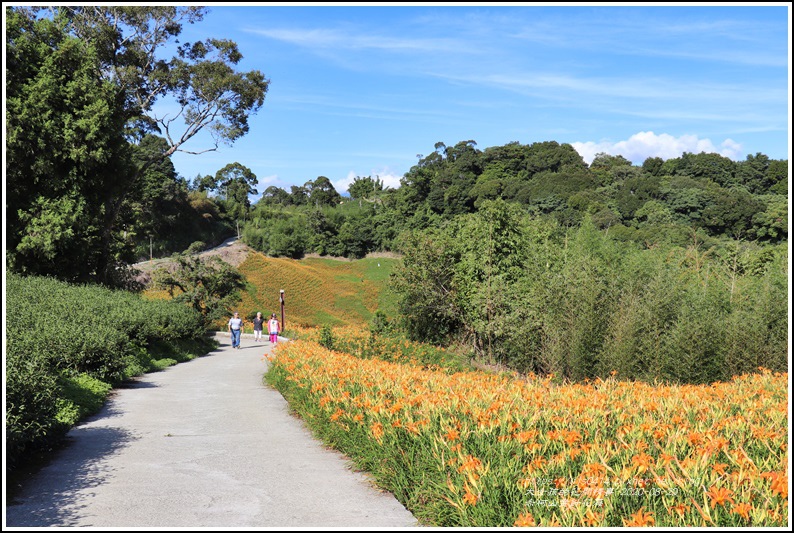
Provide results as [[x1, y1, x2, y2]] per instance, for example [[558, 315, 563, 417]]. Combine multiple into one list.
[[164, 3, 791, 196]]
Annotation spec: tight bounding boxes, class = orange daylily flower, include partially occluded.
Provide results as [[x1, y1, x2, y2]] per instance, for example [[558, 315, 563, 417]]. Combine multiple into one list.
[[444, 429, 460, 442], [706, 486, 734, 509], [623, 508, 655, 527], [731, 502, 752, 520], [514, 512, 536, 527], [463, 485, 479, 506]]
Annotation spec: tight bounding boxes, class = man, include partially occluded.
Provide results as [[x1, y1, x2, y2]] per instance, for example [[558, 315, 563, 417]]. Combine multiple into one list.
[[228, 311, 244, 349]]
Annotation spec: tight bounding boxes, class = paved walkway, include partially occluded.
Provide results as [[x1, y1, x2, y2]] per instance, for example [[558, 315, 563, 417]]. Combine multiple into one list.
[[4, 334, 418, 528]]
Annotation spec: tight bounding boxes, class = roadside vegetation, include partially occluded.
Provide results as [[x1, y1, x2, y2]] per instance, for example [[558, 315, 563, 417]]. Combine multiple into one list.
[[5, 272, 217, 473], [266, 338, 788, 527]]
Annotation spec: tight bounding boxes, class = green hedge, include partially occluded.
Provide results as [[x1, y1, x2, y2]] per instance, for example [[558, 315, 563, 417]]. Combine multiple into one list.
[[5, 272, 214, 471]]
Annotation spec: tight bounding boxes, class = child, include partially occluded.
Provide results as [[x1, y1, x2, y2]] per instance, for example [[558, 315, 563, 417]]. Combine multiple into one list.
[[268, 313, 281, 344]]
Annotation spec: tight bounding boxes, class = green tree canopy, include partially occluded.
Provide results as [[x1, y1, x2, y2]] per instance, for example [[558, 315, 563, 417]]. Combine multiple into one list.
[[6, 5, 269, 285]]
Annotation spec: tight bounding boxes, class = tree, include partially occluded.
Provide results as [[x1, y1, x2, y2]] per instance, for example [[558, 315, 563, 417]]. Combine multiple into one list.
[[676, 152, 737, 188], [750, 195, 788, 242], [213, 162, 258, 225], [348, 175, 385, 200], [305, 176, 342, 207], [259, 186, 292, 206], [6, 6, 269, 285], [152, 241, 245, 327], [6, 8, 131, 283], [289, 184, 310, 206], [390, 228, 462, 344], [641, 156, 664, 177]]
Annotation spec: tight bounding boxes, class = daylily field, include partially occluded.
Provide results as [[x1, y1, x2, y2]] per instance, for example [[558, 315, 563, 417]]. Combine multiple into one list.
[[265, 328, 789, 527]]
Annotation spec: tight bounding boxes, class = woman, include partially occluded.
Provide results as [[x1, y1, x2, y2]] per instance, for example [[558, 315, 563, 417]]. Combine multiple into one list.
[[252, 311, 264, 342], [268, 313, 281, 344], [228, 311, 244, 349]]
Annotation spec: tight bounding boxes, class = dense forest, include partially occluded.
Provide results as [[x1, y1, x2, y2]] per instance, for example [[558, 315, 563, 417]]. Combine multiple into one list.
[[242, 140, 787, 258]]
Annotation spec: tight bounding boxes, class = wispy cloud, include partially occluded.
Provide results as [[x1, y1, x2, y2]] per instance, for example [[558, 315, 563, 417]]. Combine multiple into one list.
[[245, 27, 469, 54]]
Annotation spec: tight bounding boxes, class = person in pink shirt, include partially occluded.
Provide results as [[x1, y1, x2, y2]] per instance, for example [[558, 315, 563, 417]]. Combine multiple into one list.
[[268, 313, 281, 344]]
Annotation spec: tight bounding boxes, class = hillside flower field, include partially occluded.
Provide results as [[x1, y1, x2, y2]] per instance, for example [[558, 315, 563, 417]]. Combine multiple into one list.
[[266, 336, 788, 527]]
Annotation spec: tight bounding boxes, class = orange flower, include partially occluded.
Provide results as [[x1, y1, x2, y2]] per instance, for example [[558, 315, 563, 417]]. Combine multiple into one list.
[[687, 432, 704, 446], [582, 509, 602, 527], [444, 429, 460, 442], [711, 462, 728, 476], [371, 422, 384, 441], [463, 485, 479, 506], [514, 430, 536, 443], [669, 503, 689, 518], [658, 453, 675, 467], [731, 502, 752, 520], [458, 455, 483, 473], [706, 486, 734, 509], [623, 508, 655, 527], [763, 472, 788, 499], [631, 452, 654, 474], [563, 430, 582, 446], [517, 477, 533, 490], [581, 463, 607, 478], [514, 512, 536, 527]]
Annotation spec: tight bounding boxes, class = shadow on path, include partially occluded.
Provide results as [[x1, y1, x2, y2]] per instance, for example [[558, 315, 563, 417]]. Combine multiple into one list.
[[6, 426, 136, 526]]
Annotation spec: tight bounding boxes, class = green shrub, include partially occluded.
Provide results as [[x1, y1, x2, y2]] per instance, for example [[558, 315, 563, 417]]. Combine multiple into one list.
[[319, 324, 336, 350], [5, 272, 211, 472]]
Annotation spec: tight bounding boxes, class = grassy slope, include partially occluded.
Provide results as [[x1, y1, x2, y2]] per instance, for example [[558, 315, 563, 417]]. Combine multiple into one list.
[[234, 252, 399, 328]]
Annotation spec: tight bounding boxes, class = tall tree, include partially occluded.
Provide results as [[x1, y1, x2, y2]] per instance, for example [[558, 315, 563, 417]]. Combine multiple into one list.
[[6, 8, 130, 283], [305, 176, 342, 207], [152, 241, 246, 327], [213, 162, 259, 223], [348, 175, 385, 200], [6, 6, 269, 285]]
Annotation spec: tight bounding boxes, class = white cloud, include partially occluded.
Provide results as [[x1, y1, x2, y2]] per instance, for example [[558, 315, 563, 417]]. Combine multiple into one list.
[[258, 174, 280, 185], [333, 169, 403, 195], [571, 131, 744, 165], [333, 171, 358, 196]]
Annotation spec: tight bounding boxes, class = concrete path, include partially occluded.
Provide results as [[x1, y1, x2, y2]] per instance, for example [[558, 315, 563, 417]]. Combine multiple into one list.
[[4, 333, 419, 528]]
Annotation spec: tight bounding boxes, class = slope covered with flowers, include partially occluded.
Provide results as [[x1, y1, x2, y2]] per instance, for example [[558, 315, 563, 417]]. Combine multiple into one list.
[[266, 339, 789, 527], [235, 253, 398, 327]]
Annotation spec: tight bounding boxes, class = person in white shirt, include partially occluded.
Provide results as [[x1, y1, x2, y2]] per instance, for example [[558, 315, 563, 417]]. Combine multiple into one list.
[[228, 311, 244, 349]]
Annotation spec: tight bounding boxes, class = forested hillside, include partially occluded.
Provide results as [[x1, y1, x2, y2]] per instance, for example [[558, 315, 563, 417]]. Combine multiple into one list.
[[242, 140, 787, 259]]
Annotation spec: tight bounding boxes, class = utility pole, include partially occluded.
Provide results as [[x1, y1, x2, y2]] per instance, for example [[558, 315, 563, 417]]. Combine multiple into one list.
[[280, 289, 285, 331]]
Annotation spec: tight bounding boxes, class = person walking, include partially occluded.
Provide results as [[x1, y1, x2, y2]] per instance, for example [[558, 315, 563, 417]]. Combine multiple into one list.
[[252, 311, 265, 342], [268, 313, 281, 345], [228, 311, 244, 349]]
